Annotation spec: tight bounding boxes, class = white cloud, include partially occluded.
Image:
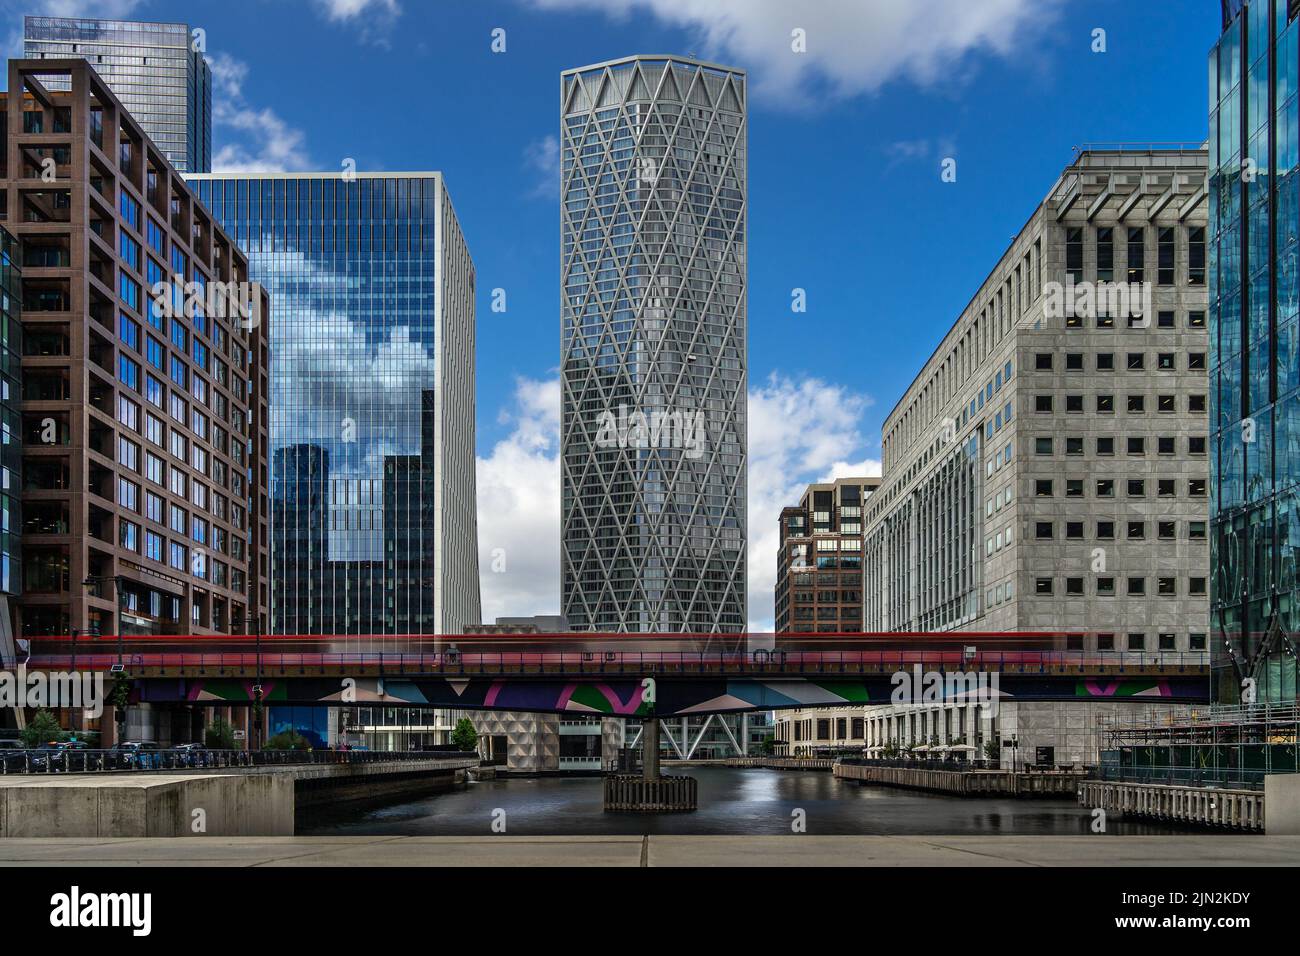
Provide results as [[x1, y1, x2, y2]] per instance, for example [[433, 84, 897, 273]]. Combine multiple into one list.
[[477, 377, 563, 623], [312, 0, 402, 45], [523, 0, 1064, 105], [314, 0, 400, 21], [476, 372, 876, 631], [34, 0, 142, 15], [883, 137, 956, 171], [746, 373, 877, 631], [524, 135, 560, 200], [207, 52, 311, 173]]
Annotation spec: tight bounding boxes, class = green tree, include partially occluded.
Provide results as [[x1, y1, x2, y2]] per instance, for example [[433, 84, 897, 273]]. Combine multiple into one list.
[[451, 717, 478, 753], [983, 739, 1001, 761], [263, 730, 311, 751], [204, 717, 237, 750], [20, 709, 66, 748], [759, 734, 776, 756]]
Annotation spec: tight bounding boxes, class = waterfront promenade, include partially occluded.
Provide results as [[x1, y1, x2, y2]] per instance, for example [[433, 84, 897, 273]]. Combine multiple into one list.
[[1, 834, 1296, 867]]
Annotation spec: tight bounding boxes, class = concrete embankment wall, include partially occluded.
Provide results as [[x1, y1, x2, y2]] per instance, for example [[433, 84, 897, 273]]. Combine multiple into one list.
[[0, 773, 294, 837], [834, 762, 1083, 796], [295, 762, 469, 811], [0, 758, 480, 837]]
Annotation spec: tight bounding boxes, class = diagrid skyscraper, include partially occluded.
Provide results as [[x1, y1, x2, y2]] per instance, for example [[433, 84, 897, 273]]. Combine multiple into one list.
[[560, 56, 748, 633]]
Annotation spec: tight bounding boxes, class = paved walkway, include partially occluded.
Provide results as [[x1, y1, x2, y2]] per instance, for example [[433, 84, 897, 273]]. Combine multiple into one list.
[[0, 835, 1297, 866]]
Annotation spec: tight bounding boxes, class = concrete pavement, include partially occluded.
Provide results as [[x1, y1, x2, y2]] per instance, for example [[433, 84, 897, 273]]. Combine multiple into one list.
[[0, 834, 1297, 866]]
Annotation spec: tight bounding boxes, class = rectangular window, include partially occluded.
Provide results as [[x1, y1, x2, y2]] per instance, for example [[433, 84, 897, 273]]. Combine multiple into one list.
[[118, 355, 139, 391], [119, 272, 141, 311], [1127, 227, 1144, 282], [1096, 226, 1113, 282], [119, 232, 141, 273], [1157, 226, 1175, 285], [1188, 226, 1205, 284], [118, 322, 142, 365], [119, 190, 140, 230], [1066, 227, 1083, 282]]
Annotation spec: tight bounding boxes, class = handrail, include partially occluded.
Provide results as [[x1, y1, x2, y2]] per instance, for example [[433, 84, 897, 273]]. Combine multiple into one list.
[[16, 648, 1211, 674], [0, 747, 478, 775]]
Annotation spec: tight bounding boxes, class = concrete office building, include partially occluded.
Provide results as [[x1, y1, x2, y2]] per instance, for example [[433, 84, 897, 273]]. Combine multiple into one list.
[[860, 147, 1211, 767], [773, 707, 864, 756], [560, 55, 747, 634], [776, 477, 880, 633], [25, 16, 211, 174], [3, 59, 270, 649]]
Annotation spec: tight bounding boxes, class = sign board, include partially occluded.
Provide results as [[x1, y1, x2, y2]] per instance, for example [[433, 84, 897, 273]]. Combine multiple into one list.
[[233, 730, 246, 740], [1035, 746, 1054, 765]]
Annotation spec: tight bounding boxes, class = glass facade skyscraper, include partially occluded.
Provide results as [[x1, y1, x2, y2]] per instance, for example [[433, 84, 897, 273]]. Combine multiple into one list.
[[25, 16, 211, 173], [1210, 0, 1300, 704], [188, 173, 481, 639], [560, 56, 748, 633]]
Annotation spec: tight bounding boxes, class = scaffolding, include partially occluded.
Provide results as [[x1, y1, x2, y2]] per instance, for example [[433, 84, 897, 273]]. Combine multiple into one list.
[[1093, 702, 1300, 790]]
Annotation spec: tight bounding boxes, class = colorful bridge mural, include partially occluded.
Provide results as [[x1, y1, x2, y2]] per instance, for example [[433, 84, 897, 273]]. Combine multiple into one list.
[[134, 674, 1208, 717]]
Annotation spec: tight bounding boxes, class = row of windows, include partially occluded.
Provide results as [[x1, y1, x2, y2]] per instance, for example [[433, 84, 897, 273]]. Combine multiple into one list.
[[1064, 224, 1205, 286], [1034, 393, 1207, 414], [1033, 477, 1207, 497], [1034, 348, 1206, 373], [1032, 519, 1207, 540], [1034, 435, 1207, 456], [1034, 575, 1208, 597]]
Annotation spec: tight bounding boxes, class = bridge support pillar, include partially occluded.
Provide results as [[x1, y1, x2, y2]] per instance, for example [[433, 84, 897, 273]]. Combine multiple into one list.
[[643, 718, 660, 780]]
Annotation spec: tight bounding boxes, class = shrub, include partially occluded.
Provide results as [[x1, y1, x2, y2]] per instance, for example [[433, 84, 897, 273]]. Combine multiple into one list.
[[263, 730, 311, 751], [20, 709, 66, 748], [450, 717, 478, 753], [204, 717, 237, 750]]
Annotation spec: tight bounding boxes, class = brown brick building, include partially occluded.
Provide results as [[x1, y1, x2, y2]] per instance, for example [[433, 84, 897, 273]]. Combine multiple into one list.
[[2, 58, 269, 642], [775, 477, 879, 633]]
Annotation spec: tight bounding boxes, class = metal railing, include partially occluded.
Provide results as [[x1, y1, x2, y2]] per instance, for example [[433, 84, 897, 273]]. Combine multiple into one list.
[[17, 648, 1210, 675], [1089, 763, 1269, 791], [0, 748, 478, 775]]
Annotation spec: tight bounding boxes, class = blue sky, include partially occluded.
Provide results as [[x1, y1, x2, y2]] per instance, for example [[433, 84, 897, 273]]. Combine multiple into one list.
[[3, 0, 1224, 628]]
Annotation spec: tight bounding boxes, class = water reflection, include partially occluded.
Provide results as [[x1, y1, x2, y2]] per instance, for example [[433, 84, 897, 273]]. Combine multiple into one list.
[[301, 767, 1200, 837]]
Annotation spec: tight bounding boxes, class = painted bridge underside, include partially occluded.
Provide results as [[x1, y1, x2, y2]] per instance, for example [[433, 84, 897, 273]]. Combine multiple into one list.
[[136, 674, 1209, 717]]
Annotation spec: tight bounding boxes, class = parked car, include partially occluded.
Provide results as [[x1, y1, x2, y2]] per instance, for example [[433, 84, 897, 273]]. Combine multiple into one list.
[[28, 740, 90, 771], [169, 742, 208, 768], [0, 737, 24, 771], [111, 740, 161, 770]]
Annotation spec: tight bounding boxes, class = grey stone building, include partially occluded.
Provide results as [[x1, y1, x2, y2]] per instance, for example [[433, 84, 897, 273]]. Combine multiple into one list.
[[859, 146, 1212, 766]]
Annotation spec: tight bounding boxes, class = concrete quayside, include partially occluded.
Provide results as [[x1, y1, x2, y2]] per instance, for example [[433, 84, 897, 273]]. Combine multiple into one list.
[[0, 755, 478, 837]]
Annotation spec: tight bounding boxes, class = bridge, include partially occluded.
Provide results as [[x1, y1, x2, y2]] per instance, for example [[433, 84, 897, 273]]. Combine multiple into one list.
[[17, 632, 1210, 717]]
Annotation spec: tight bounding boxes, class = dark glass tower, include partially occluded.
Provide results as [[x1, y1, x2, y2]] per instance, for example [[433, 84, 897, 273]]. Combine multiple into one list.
[[1210, 0, 1300, 704], [25, 16, 211, 173], [188, 173, 480, 640]]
